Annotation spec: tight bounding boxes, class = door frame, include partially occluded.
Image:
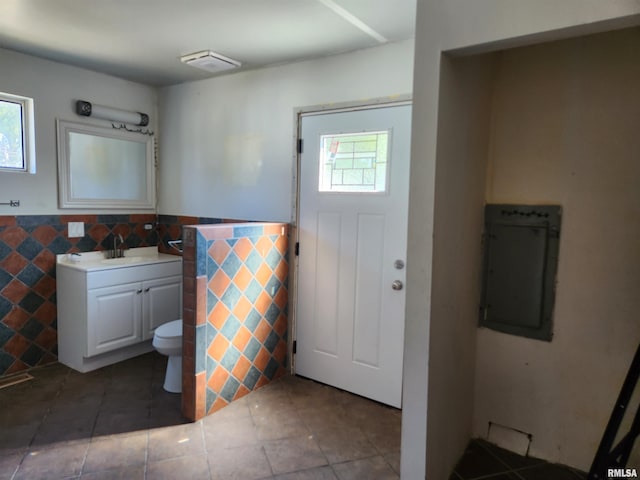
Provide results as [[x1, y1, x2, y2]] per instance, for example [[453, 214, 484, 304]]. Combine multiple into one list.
[[289, 96, 413, 375]]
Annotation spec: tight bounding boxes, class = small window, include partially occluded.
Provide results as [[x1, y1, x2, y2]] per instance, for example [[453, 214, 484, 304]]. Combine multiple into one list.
[[0, 92, 36, 173], [318, 131, 389, 193]]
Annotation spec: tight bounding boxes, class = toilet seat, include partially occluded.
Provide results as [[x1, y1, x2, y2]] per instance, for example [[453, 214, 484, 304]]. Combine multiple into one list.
[[154, 319, 182, 340]]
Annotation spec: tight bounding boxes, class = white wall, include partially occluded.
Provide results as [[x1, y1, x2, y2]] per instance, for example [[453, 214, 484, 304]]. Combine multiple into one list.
[[474, 28, 640, 470], [0, 48, 157, 215], [407, 1, 640, 478], [425, 52, 494, 476], [157, 40, 414, 222]]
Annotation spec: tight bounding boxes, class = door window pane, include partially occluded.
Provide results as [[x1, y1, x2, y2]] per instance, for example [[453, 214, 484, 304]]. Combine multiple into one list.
[[318, 131, 389, 193]]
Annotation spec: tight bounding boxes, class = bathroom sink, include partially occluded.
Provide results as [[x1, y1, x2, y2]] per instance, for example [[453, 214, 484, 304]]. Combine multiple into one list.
[[56, 247, 182, 271]]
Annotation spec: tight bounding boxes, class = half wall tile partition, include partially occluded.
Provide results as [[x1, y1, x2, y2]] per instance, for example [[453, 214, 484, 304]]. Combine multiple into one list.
[[181, 222, 289, 421]]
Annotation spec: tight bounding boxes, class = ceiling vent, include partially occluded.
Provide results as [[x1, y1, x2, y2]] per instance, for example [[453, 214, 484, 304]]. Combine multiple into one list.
[[180, 50, 241, 73]]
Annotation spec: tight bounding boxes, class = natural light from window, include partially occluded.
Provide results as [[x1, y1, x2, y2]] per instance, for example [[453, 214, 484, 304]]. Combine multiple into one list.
[[318, 131, 389, 193], [0, 92, 35, 173]]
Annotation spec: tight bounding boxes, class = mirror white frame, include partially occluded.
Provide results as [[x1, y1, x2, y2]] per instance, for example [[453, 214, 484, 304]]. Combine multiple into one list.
[[57, 119, 155, 209]]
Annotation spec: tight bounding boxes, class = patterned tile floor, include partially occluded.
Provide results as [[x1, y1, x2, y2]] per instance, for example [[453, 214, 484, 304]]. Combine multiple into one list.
[[0, 352, 401, 479], [0, 351, 592, 480], [450, 438, 588, 480]]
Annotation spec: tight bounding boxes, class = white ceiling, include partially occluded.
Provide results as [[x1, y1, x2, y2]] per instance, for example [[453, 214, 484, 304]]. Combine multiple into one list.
[[0, 0, 416, 87]]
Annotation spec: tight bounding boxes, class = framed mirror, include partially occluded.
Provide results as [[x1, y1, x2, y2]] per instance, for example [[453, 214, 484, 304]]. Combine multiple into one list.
[[57, 120, 155, 209]]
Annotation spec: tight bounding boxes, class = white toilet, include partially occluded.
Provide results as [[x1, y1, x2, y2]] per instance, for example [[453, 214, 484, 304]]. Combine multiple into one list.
[[152, 319, 183, 393]]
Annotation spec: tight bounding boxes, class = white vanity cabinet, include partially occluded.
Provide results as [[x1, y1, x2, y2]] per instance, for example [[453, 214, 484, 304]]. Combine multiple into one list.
[[87, 275, 182, 356], [141, 276, 183, 340], [57, 249, 182, 373], [87, 281, 143, 356]]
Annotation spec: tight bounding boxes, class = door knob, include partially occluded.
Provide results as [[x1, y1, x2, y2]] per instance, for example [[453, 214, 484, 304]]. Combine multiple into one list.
[[391, 280, 403, 291]]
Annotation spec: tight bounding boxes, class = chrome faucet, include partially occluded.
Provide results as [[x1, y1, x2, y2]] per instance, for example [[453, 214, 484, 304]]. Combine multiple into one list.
[[111, 234, 125, 258]]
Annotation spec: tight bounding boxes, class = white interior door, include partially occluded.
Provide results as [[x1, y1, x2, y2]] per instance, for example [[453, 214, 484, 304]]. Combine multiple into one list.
[[296, 104, 411, 408]]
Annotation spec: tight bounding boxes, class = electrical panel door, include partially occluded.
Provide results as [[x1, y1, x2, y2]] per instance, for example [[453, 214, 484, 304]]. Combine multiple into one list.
[[480, 205, 561, 341]]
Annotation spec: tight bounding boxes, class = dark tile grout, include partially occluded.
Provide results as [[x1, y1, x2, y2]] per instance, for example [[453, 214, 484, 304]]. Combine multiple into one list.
[[451, 438, 588, 480], [4, 354, 588, 480], [1, 353, 401, 479]]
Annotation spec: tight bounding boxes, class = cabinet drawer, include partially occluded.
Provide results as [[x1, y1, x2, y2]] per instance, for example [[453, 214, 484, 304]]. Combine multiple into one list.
[[87, 261, 182, 289]]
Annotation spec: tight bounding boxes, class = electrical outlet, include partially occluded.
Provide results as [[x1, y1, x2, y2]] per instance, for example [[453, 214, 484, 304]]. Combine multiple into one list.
[[144, 223, 153, 230], [68, 222, 85, 238]]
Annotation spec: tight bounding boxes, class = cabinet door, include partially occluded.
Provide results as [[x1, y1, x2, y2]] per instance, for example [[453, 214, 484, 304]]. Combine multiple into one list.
[[87, 282, 143, 357], [142, 275, 183, 340]]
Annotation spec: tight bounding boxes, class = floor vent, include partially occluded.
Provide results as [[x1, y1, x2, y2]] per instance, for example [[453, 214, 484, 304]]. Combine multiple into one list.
[[487, 421, 532, 456], [0, 373, 33, 390]]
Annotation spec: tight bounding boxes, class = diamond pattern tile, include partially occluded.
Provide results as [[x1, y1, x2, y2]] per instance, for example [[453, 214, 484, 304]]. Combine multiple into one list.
[[231, 354, 251, 381], [221, 251, 242, 279], [0, 269, 11, 291], [208, 301, 231, 330], [244, 309, 262, 333], [33, 275, 56, 300], [0, 351, 14, 372], [221, 346, 242, 373], [243, 365, 261, 390], [232, 295, 253, 321], [48, 236, 72, 254], [17, 237, 44, 261], [0, 297, 12, 319], [19, 291, 45, 314], [2, 332, 30, 358], [233, 237, 253, 261], [0, 241, 11, 261], [244, 279, 263, 304], [274, 287, 288, 310], [220, 315, 241, 341], [233, 265, 253, 291], [220, 284, 242, 310], [255, 236, 273, 257], [254, 319, 272, 344], [233, 325, 252, 351], [31, 225, 58, 246], [20, 317, 44, 340], [2, 252, 28, 275], [33, 301, 57, 325], [1, 279, 30, 304], [20, 343, 45, 366], [0, 214, 165, 376], [244, 250, 263, 274], [274, 314, 287, 338], [254, 291, 273, 316], [208, 364, 230, 392], [0, 323, 13, 344], [184, 222, 289, 420], [0, 226, 29, 248], [255, 263, 273, 287], [244, 337, 261, 362], [274, 258, 288, 282], [265, 304, 280, 326], [208, 270, 231, 299], [32, 249, 56, 274], [208, 241, 230, 266], [207, 334, 230, 362], [220, 376, 241, 402], [2, 306, 29, 331], [17, 264, 45, 286]]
